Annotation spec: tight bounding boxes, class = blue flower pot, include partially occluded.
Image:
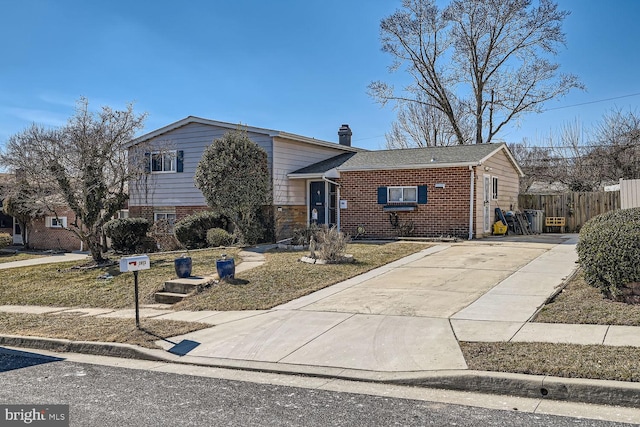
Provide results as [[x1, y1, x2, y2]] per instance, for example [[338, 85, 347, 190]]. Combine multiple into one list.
[[216, 258, 235, 280], [174, 257, 192, 278]]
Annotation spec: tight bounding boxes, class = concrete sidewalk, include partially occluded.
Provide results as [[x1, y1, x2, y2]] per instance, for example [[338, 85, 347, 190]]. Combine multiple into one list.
[[0, 252, 90, 269]]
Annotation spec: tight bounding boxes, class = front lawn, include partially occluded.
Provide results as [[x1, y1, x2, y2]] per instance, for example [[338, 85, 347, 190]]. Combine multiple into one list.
[[534, 271, 640, 326], [0, 312, 209, 349], [461, 341, 640, 382], [460, 269, 640, 382], [0, 248, 241, 309], [0, 242, 428, 311]]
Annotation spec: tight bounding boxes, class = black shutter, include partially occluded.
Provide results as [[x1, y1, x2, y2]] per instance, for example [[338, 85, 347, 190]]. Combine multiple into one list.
[[176, 150, 184, 173], [418, 185, 428, 204], [377, 187, 387, 204]]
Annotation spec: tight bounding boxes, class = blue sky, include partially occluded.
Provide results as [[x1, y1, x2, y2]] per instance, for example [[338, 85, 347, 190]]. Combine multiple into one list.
[[1, 0, 639, 151]]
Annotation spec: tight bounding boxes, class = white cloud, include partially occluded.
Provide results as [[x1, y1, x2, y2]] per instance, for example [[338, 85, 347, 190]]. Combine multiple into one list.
[[38, 91, 77, 108], [0, 106, 67, 128]]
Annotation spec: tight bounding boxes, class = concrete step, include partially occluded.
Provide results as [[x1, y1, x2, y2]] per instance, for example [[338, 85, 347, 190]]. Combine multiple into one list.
[[154, 291, 192, 305], [163, 276, 216, 294]]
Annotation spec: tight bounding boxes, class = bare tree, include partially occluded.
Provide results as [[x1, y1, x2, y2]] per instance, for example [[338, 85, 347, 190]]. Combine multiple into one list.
[[509, 139, 557, 193], [0, 98, 147, 262], [385, 96, 473, 148], [369, 0, 583, 145], [593, 108, 640, 181], [547, 121, 601, 191]]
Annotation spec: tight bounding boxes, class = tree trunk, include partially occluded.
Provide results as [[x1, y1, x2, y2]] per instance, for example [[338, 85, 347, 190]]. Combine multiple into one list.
[[86, 234, 105, 263]]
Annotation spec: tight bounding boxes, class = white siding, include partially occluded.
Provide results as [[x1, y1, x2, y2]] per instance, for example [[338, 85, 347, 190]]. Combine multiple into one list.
[[474, 148, 521, 237], [272, 137, 352, 205], [129, 123, 273, 207], [620, 178, 640, 209]]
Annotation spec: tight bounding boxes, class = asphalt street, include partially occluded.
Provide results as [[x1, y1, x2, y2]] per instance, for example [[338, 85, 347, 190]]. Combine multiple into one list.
[[0, 350, 632, 427]]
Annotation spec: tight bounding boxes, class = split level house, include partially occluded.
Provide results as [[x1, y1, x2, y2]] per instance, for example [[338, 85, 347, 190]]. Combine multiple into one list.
[[127, 116, 524, 241]]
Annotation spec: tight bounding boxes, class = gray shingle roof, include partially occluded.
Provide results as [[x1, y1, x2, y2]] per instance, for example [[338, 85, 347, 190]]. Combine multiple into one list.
[[338, 143, 506, 170], [290, 153, 356, 175], [290, 143, 518, 176]]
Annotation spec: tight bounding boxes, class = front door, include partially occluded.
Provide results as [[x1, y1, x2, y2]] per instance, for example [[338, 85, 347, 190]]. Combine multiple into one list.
[[310, 181, 326, 225], [483, 174, 491, 233], [13, 218, 23, 245]]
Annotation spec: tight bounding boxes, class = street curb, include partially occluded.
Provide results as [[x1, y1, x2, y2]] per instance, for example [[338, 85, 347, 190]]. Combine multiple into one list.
[[394, 371, 640, 408], [2, 334, 639, 409], [0, 335, 167, 362]]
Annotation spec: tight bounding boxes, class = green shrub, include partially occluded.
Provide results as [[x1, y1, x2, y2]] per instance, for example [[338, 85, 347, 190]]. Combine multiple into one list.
[[175, 211, 229, 249], [206, 228, 234, 247], [577, 208, 640, 298], [104, 218, 151, 254], [0, 233, 11, 249]]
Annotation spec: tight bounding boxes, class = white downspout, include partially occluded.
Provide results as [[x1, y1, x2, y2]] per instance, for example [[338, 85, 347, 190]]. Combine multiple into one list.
[[468, 166, 474, 240]]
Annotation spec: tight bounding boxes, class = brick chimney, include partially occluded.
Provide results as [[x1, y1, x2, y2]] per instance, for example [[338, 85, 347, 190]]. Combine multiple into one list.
[[338, 124, 352, 146]]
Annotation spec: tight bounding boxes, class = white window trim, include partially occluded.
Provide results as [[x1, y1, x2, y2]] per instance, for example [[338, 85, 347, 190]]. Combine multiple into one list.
[[150, 150, 177, 173], [154, 212, 177, 222], [492, 176, 499, 200], [387, 186, 418, 203], [46, 216, 67, 228]]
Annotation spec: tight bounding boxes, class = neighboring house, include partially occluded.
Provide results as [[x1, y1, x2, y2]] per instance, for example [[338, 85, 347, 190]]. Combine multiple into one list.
[[126, 117, 361, 239], [0, 174, 12, 237], [28, 208, 82, 252], [289, 143, 523, 239]]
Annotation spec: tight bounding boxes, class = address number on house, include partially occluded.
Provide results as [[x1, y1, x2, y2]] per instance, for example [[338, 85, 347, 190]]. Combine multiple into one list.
[[119, 255, 151, 272]]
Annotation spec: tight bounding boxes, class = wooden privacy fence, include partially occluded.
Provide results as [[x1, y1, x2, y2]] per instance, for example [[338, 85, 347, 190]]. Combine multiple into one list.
[[518, 191, 620, 233]]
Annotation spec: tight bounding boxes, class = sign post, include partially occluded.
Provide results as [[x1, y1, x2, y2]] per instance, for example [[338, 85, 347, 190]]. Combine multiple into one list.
[[119, 255, 150, 329]]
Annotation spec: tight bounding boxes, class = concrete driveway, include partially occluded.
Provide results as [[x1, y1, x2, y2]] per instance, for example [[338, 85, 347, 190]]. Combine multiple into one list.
[[157, 236, 578, 373]]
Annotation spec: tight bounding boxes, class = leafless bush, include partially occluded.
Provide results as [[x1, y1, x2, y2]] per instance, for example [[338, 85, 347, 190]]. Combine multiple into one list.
[[315, 226, 350, 262], [151, 219, 183, 252]]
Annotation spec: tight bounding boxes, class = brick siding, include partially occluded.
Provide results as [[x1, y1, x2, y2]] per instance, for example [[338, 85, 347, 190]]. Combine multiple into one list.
[[339, 168, 472, 239], [29, 208, 82, 252]]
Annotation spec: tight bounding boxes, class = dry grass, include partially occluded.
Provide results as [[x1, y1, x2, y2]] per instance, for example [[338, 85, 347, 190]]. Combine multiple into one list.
[[0, 312, 209, 349], [461, 269, 640, 382], [0, 242, 427, 311], [534, 271, 640, 326], [175, 242, 430, 311], [0, 242, 427, 349], [461, 342, 640, 382], [0, 248, 240, 309], [0, 252, 47, 264]]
